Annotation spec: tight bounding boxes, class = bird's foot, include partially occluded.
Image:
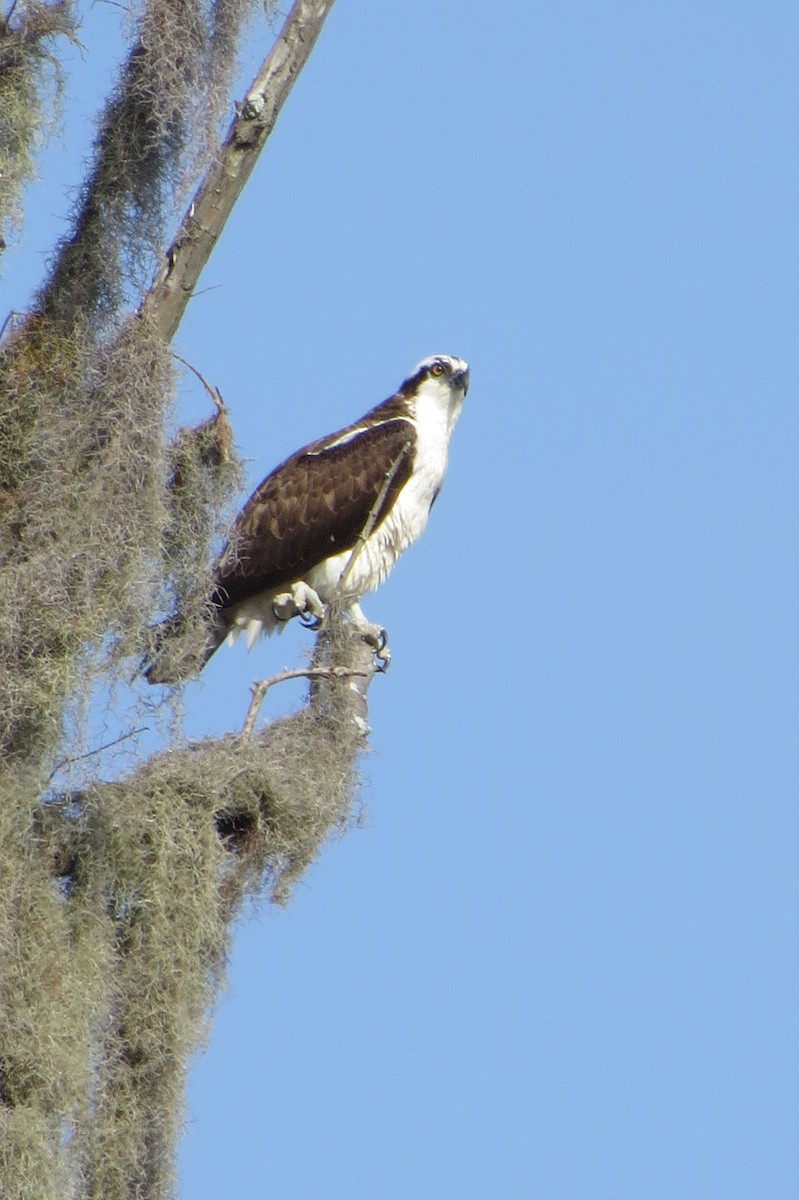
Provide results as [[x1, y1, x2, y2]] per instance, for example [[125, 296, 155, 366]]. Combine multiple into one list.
[[272, 582, 326, 629], [360, 621, 391, 672], [345, 601, 391, 670]]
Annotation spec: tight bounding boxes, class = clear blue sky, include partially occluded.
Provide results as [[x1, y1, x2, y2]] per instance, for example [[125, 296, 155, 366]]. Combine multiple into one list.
[[5, 1, 799, 1196]]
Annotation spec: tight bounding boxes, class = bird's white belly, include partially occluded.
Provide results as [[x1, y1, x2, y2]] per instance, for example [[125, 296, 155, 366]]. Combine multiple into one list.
[[308, 504, 424, 599], [311, 447, 446, 599]]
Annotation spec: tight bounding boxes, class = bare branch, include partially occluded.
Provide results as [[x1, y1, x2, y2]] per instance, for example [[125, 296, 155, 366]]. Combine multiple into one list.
[[142, 0, 337, 343], [241, 664, 369, 738], [171, 350, 227, 413]]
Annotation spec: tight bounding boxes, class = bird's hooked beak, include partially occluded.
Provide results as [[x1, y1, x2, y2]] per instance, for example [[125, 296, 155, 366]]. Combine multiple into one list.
[[451, 364, 470, 394]]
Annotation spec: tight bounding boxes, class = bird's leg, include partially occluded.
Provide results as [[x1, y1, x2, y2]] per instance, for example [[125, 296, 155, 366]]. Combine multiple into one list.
[[272, 582, 326, 629]]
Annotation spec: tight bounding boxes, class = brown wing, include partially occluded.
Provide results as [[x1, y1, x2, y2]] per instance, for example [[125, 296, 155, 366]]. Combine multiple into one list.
[[212, 418, 416, 609]]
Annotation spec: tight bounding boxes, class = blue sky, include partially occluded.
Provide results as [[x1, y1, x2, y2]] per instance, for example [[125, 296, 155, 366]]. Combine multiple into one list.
[[5, 1, 799, 1196]]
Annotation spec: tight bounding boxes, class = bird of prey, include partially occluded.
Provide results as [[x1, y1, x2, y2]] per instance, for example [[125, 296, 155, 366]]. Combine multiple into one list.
[[146, 353, 469, 682]]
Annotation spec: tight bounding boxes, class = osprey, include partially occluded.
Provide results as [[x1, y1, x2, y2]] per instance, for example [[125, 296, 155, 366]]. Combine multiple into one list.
[[146, 354, 469, 683]]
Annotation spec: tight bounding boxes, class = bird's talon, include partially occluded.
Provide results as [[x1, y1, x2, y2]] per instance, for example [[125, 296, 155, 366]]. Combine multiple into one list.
[[360, 623, 388, 653], [271, 595, 294, 624], [273, 583, 326, 628], [374, 646, 391, 672]]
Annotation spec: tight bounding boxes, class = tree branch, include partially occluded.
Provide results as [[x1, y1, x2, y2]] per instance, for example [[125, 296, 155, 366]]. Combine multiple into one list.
[[240, 664, 370, 738], [141, 0, 337, 343]]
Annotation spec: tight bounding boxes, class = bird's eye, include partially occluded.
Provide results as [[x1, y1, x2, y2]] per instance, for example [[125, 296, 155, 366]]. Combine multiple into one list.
[[431, 362, 446, 377]]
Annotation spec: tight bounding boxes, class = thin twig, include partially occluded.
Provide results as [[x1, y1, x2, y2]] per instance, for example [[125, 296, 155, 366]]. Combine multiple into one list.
[[171, 351, 227, 413], [47, 727, 148, 783], [240, 665, 369, 738]]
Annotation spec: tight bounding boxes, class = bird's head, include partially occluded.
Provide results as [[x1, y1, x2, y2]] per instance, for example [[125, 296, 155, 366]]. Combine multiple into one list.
[[399, 355, 470, 431], [404, 354, 470, 396]]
